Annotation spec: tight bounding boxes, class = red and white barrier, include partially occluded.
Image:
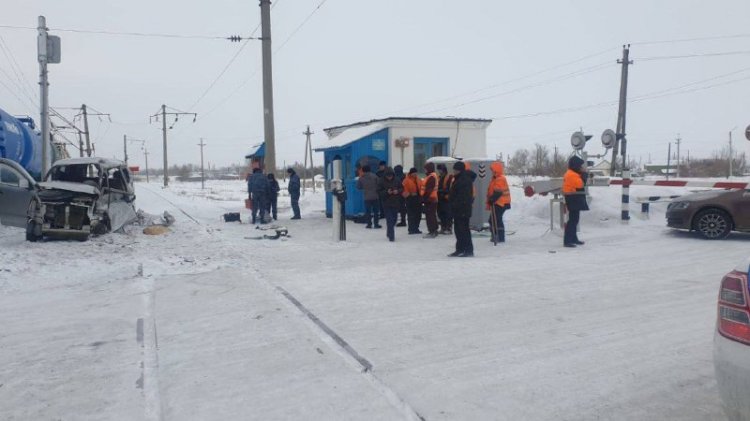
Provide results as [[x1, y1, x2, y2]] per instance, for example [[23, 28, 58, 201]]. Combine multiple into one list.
[[524, 178, 749, 197]]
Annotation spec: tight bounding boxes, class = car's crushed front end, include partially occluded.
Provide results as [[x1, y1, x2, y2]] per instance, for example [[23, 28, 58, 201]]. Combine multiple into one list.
[[28, 181, 104, 240]]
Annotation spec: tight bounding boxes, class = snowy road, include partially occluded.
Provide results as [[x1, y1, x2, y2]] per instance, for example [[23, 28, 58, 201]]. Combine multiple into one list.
[[1, 178, 748, 420]]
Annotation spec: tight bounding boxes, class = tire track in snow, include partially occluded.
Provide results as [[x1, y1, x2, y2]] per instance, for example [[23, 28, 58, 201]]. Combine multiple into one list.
[[138, 268, 164, 420]]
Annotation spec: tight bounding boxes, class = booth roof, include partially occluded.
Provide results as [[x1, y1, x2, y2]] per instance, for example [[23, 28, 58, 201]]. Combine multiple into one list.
[[244, 143, 265, 159], [314, 123, 387, 151]]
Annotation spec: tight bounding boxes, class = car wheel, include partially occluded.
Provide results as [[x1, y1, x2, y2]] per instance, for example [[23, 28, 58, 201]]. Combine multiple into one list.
[[92, 213, 111, 236], [25, 219, 42, 242], [25, 201, 43, 242], [693, 208, 732, 240]]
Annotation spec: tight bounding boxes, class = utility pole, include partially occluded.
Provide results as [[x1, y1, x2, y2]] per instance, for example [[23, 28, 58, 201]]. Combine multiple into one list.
[[675, 135, 681, 178], [144, 148, 150, 183], [260, 0, 277, 173], [303, 125, 315, 195], [729, 130, 734, 179], [77, 131, 84, 157], [150, 105, 197, 187], [666, 142, 672, 181], [198, 138, 206, 190], [123, 134, 128, 164], [611, 45, 633, 176], [81, 104, 91, 157], [37, 16, 51, 175]]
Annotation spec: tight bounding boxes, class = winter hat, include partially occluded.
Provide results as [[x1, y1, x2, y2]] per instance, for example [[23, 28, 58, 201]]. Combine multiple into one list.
[[394, 165, 404, 175], [286, 168, 294, 174], [379, 160, 387, 167], [568, 155, 585, 171], [436, 163, 447, 172], [408, 167, 418, 174], [424, 162, 435, 173], [452, 161, 466, 171], [384, 167, 395, 177]]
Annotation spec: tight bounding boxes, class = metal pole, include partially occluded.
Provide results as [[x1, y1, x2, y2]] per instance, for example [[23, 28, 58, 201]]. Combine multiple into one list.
[[144, 148, 150, 183], [198, 138, 205, 190], [123, 134, 128, 164], [162, 104, 168, 187], [675, 136, 681, 178], [81, 104, 91, 157], [729, 130, 733, 179], [37, 16, 50, 175], [309, 132, 315, 193], [666, 142, 672, 181], [611, 45, 632, 176], [260, 0, 276, 173], [303, 126, 309, 196], [77, 131, 84, 157]]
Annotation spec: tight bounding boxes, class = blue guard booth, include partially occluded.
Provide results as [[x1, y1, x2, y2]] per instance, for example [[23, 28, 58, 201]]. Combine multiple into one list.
[[244, 143, 265, 171], [317, 128, 389, 218]]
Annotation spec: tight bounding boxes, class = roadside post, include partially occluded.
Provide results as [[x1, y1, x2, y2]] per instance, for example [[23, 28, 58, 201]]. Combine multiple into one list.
[[331, 158, 346, 242]]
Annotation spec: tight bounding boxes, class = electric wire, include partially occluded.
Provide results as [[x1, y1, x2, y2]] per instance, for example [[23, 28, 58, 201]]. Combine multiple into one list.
[[0, 24, 244, 40], [636, 50, 750, 61], [632, 33, 750, 46]]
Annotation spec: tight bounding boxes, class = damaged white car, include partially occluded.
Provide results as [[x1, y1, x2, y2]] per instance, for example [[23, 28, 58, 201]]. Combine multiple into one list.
[[0, 157, 137, 241]]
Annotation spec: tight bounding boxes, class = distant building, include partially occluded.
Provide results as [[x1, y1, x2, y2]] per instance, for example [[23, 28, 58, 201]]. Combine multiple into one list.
[[315, 117, 492, 217]]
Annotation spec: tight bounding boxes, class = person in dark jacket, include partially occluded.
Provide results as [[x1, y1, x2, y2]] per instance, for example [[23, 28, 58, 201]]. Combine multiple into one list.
[[375, 160, 387, 222], [562, 155, 589, 247], [448, 161, 476, 257], [437, 163, 454, 234], [287, 168, 301, 219], [393, 165, 407, 226], [248, 168, 269, 224], [266, 173, 281, 221], [356, 165, 381, 228], [378, 167, 403, 242]]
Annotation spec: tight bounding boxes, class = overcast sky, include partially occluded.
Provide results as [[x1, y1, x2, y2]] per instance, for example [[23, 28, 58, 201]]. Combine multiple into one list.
[[2, 0, 750, 169]]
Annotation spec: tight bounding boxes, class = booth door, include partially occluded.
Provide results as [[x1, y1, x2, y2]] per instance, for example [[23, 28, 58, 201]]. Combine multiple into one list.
[[414, 138, 448, 172]]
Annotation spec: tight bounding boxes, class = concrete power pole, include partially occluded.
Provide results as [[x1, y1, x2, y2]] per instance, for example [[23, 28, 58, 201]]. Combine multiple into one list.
[[144, 148, 150, 183], [37, 16, 51, 175], [675, 135, 681, 178], [611, 45, 633, 176], [260, 0, 277, 173], [161, 105, 167, 186], [729, 130, 733, 179], [123, 134, 128, 164], [150, 105, 197, 187], [81, 104, 92, 157], [198, 138, 206, 190], [303, 125, 315, 195]]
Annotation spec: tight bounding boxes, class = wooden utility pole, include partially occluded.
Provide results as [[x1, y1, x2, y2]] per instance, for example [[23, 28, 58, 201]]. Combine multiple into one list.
[[198, 138, 206, 190], [675, 135, 681, 177], [611, 45, 633, 176], [260, 0, 277, 173], [150, 105, 197, 187]]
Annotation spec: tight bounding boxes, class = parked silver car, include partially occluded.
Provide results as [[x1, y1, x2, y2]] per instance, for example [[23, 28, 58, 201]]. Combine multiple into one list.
[[0, 157, 137, 241], [714, 257, 750, 421]]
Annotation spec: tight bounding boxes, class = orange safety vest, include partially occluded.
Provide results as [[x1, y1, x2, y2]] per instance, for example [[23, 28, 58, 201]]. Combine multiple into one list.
[[486, 162, 511, 207], [421, 172, 439, 202], [562, 169, 584, 194], [402, 174, 421, 197]]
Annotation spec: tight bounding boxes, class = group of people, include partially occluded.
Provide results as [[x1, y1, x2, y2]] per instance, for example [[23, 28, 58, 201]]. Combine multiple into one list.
[[356, 159, 514, 257], [247, 167, 302, 224]]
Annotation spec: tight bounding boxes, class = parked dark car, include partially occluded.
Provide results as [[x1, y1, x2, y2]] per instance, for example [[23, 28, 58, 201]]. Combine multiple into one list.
[[666, 189, 750, 239], [0, 157, 137, 241]]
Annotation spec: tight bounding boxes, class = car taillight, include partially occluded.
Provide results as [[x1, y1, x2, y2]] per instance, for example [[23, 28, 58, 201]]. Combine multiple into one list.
[[717, 271, 750, 345]]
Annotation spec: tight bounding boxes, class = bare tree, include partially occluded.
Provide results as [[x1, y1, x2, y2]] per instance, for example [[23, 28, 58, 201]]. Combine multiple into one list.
[[507, 149, 530, 175]]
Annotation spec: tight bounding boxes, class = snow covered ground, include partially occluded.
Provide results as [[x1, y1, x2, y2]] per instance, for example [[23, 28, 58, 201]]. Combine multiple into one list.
[[1, 177, 748, 420]]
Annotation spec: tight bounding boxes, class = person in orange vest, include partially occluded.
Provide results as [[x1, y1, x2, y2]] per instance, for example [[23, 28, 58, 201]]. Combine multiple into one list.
[[421, 162, 440, 238], [437, 163, 454, 234], [402, 167, 422, 234], [486, 161, 511, 243], [562, 155, 589, 247]]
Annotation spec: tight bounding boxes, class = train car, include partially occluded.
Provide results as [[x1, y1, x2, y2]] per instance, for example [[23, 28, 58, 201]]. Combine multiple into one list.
[[0, 107, 54, 180]]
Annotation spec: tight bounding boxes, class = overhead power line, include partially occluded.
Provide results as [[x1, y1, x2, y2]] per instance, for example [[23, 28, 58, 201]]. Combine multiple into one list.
[[0, 24, 257, 41], [632, 33, 750, 46], [636, 50, 750, 61]]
